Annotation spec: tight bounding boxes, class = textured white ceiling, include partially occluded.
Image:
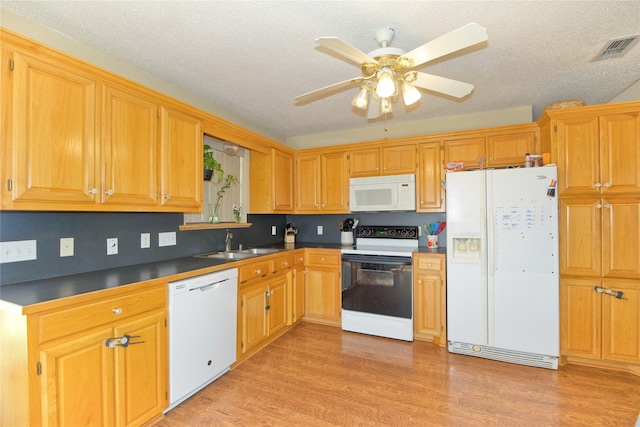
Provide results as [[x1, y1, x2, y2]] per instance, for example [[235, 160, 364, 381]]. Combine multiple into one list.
[[2, 1, 639, 143]]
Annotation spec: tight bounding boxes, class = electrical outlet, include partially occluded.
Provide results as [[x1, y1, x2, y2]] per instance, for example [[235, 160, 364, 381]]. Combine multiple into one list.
[[141, 233, 151, 249], [0, 240, 37, 263], [159, 231, 176, 247], [107, 238, 118, 255], [60, 237, 74, 257], [317, 225, 323, 235], [271, 225, 277, 236]]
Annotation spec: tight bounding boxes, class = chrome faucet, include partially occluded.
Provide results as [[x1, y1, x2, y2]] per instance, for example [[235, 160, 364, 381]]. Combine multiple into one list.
[[238, 243, 243, 251], [225, 230, 233, 252]]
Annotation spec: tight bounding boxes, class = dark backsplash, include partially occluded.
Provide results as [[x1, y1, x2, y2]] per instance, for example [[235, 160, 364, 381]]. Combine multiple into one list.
[[0, 210, 445, 286]]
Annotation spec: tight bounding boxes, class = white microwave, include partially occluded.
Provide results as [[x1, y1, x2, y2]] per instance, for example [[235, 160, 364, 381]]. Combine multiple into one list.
[[350, 174, 416, 212]]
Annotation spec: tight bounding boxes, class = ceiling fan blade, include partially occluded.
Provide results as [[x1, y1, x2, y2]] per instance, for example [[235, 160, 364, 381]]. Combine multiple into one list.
[[404, 23, 488, 67], [412, 72, 475, 98], [295, 77, 363, 103], [315, 37, 377, 65]]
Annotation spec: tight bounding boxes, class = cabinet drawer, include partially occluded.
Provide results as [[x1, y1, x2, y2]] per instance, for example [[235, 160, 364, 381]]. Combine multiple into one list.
[[293, 251, 305, 266], [37, 286, 165, 344], [239, 260, 271, 283], [415, 256, 444, 273], [272, 254, 295, 273], [305, 250, 341, 267]]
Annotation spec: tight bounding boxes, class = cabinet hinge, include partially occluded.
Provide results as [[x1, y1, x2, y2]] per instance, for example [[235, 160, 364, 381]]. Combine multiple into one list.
[[241, 341, 244, 349], [441, 325, 444, 332], [164, 318, 167, 327], [553, 125, 557, 132], [36, 361, 41, 375], [7, 179, 12, 191], [157, 111, 160, 119], [9, 59, 14, 71]]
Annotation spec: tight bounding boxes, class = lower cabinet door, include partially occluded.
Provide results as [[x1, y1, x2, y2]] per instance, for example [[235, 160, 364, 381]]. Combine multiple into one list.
[[114, 311, 167, 427], [40, 327, 115, 427], [601, 280, 640, 364], [560, 278, 601, 359], [268, 276, 288, 336], [239, 283, 269, 355]]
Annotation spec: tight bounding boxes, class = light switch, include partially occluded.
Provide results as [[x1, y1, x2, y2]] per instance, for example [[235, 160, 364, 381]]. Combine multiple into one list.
[[60, 237, 74, 257]]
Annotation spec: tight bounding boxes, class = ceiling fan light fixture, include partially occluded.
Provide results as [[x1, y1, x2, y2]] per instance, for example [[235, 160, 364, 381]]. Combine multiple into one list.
[[375, 68, 396, 98], [351, 85, 369, 109], [401, 81, 421, 106], [380, 98, 393, 114]]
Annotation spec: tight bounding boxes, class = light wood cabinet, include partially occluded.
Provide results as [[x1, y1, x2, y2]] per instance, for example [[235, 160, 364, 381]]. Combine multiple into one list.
[[1, 31, 203, 212], [288, 251, 306, 325], [443, 125, 538, 169], [3, 47, 99, 208], [102, 83, 158, 207], [237, 253, 294, 360], [561, 278, 640, 367], [159, 106, 203, 209], [543, 101, 640, 373], [295, 151, 349, 213], [2, 283, 168, 427], [542, 106, 640, 197], [249, 148, 294, 213], [560, 197, 640, 279], [303, 249, 342, 325], [413, 252, 447, 345], [349, 144, 416, 177], [417, 141, 444, 212]]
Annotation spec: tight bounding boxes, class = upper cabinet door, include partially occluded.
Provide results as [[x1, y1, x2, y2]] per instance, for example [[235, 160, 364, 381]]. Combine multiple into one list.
[[349, 148, 380, 177], [417, 142, 444, 212], [443, 137, 485, 170], [555, 115, 601, 197], [320, 151, 349, 213], [486, 130, 536, 167], [159, 106, 202, 210], [273, 149, 294, 212], [381, 144, 416, 175], [9, 50, 98, 206], [295, 154, 321, 213], [599, 112, 640, 195], [102, 84, 158, 207]]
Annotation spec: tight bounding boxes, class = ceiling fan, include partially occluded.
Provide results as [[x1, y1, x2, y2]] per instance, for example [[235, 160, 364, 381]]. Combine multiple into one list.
[[295, 23, 488, 119]]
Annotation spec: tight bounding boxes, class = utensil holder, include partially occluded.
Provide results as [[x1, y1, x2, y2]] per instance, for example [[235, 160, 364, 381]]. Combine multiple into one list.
[[341, 231, 353, 246], [427, 235, 439, 248]]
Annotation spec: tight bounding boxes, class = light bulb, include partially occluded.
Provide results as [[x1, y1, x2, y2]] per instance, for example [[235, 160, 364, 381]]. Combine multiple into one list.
[[375, 68, 395, 98], [401, 81, 421, 106], [351, 86, 369, 110]]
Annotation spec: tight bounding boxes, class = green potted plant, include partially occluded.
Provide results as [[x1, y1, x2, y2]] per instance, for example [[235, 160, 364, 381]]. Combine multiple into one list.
[[209, 173, 239, 223], [203, 144, 223, 183]]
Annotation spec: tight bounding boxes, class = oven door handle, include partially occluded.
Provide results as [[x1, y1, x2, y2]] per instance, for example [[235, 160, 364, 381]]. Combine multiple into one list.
[[341, 254, 412, 265]]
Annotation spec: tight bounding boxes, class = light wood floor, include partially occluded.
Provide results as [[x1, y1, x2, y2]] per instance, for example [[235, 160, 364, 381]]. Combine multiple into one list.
[[157, 323, 640, 426]]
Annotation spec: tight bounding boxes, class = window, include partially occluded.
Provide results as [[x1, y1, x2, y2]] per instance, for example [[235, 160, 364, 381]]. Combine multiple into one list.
[[183, 136, 249, 224]]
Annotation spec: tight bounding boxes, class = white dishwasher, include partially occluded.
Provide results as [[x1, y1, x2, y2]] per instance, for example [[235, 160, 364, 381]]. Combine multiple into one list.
[[167, 268, 238, 411]]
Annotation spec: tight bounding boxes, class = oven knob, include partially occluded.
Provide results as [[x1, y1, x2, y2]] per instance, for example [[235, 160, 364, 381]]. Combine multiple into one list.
[[388, 230, 395, 236]]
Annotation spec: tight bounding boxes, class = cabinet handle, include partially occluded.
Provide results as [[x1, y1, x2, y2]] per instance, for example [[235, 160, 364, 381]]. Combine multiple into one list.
[[595, 203, 602, 209], [165, 194, 171, 199], [593, 183, 602, 188], [603, 182, 612, 188], [283, 261, 288, 266], [604, 203, 612, 209], [105, 189, 114, 196], [89, 188, 98, 195], [112, 307, 122, 315], [255, 269, 261, 274]]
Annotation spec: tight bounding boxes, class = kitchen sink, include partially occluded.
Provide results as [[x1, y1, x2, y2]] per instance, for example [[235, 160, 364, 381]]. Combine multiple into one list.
[[194, 247, 283, 260], [238, 248, 282, 255], [194, 251, 258, 260]]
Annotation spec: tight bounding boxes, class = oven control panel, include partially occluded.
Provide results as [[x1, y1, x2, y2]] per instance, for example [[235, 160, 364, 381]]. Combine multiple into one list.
[[355, 226, 418, 239]]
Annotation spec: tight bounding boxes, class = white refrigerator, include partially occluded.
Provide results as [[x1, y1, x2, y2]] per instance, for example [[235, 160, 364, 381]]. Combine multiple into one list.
[[445, 166, 559, 369]]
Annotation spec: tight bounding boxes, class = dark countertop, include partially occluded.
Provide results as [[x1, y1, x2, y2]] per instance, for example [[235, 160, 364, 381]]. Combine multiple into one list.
[[0, 242, 442, 308], [0, 242, 343, 308]]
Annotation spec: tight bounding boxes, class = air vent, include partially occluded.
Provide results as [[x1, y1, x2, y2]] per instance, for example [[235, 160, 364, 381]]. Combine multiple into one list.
[[592, 35, 639, 61]]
